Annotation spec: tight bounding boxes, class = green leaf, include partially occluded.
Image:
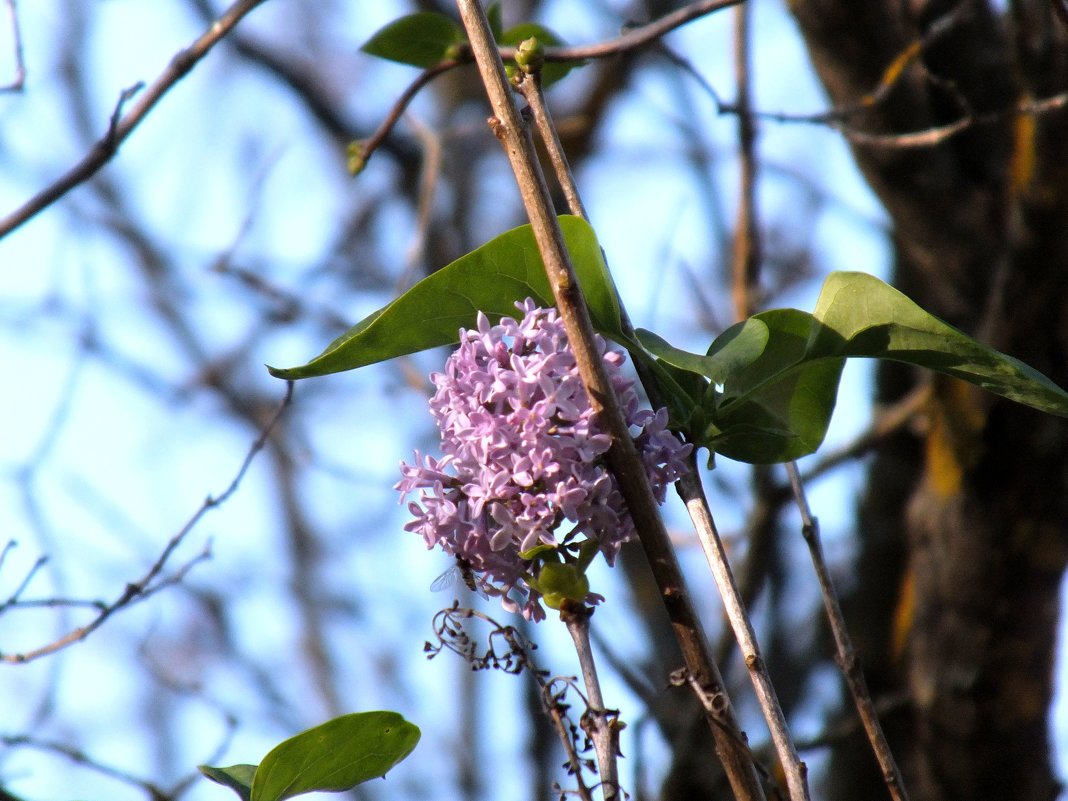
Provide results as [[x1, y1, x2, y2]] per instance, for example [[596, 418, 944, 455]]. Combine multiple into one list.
[[807, 271, 1068, 416], [635, 317, 769, 386], [486, 2, 503, 40], [199, 764, 257, 801], [250, 712, 420, 801], [499, 23, 581, 87], [709, 309, 844, 463], [709, 271, 1068, 463], [268, 216, 621, 379], [360, 13, 465, 68]]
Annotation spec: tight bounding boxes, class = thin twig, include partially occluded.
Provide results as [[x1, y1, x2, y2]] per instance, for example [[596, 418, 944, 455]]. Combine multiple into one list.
[[523, 0, 746, 63], [783, 461, 910, 801], [729, 0, 760, 323], [563, 605, 621, 801], [358, 0, 745, 174], [1, 734, 169, 800], [428, 605, 598, 801], [0, 382, 294, 664], [678, 466, 811, 801], [350, 59, 459, 172], [454, 3, 765, 800], [516, 73, 587, 219], [0, 0, 25, 92], [0, 0, 269, 240]]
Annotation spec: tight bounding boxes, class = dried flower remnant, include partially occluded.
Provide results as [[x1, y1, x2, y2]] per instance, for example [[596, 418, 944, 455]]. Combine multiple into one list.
[[396, 299, 691, 620]]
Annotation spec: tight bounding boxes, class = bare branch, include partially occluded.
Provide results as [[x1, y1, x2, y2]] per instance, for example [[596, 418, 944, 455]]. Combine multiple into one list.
[[563, 605, 622, 801], [530, 0, 745, 63], [784, 462, 910, 801], [0, 0, 269, 240], [0, 382, 294, 664], [358, 0, 746, 173], [350, 59, 459, 174], [677, 466, 811, 801]]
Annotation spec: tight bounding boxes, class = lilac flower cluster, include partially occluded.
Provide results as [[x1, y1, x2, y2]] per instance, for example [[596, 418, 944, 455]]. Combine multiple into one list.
[[396, 299, 692, 619]]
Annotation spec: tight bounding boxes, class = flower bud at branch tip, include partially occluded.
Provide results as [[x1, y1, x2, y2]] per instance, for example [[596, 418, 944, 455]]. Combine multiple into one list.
[[515, 36, 544, 75]]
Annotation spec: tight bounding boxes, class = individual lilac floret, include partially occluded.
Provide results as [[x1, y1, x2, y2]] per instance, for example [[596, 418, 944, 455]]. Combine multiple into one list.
[[396, 299, 692, 620]]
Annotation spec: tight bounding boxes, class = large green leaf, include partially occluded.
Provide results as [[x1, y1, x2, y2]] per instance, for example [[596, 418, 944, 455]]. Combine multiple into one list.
[[807, 271, 1068, 415], [250, 712, 420, 801], [360, 13, 466, 68], [268, 216, 621, 379], [698, 271, 1068, 463]]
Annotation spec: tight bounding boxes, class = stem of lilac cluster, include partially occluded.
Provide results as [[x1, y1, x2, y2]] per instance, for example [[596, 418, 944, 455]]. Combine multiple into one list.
[[453, 4, 765, 801], [679, 466, 811, 801], [563, 605, 620, 801]]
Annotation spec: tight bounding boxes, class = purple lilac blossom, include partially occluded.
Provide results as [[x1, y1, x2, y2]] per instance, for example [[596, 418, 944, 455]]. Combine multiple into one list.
[[396, 299, 692, 620]]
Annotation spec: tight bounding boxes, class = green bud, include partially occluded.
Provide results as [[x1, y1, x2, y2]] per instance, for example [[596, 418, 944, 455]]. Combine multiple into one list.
[[532, 562, 589, 610], [346, 140, 367, 176], [514, 36, 544, 76]]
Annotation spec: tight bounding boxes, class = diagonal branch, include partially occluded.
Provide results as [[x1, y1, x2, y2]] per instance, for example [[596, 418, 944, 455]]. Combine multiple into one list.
[[0, 382, 293, 664], [453, 2, 766, 800], [0, 0, 270, 240]]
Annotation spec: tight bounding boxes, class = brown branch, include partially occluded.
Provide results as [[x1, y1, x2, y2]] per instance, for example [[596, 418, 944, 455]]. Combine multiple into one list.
[[0, 382, 294, 664], [1, 734, 172, 801], [358, 0, 746, 173], [454, 2, 766, 800], [730, 1, 760, 323], [655, 2, 1068, 153], [528, 0, 746, 63], [350, 59, 459, 173], [515, 72, 587, 219], [0, 0, 269, 240], [784, 462, 911, 801]]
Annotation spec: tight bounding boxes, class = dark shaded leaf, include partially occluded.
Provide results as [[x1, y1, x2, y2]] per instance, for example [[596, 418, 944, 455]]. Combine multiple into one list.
[[708, 309, 844, 463]]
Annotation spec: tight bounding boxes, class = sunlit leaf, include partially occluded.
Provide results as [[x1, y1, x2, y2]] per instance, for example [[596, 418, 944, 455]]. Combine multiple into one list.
[[361, 13, 465, 68], [705, 272, 1068, 463], [268, 216, 621, 379], [807, 271, 1068, 416], [250, 712, 420, 801], [199, 764, 257, 801]]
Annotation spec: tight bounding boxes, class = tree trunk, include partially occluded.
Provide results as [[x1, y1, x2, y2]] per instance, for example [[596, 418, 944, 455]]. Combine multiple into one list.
[[788, 2, 1068, 799]]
